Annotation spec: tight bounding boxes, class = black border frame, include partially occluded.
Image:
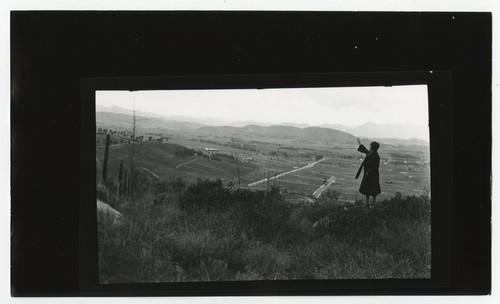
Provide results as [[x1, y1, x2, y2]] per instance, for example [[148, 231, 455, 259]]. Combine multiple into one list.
[[80, 71, 452, 296], [11, 11, 491, 296]]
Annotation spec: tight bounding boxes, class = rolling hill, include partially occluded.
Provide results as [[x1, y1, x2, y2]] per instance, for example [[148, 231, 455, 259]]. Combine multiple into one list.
[[96, 142, 258, 184], [196, 125, 357, 143], [319, 122, 429, 141], [359, 137, 429, 147], [96, 111, 205, 131], [96, 108, 427, 145]]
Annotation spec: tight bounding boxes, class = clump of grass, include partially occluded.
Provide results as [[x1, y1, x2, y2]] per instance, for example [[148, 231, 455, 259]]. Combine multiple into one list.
[[98, 210, 183, 283], [236, 242, 293, 280]]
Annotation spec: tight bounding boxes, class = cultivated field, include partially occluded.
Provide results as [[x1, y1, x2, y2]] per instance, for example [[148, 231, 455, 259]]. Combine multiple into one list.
[[96, 124, 430, 204]]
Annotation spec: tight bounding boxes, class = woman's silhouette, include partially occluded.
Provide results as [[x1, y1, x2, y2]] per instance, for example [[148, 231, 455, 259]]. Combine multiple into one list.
[[355, 138, 381, 206]]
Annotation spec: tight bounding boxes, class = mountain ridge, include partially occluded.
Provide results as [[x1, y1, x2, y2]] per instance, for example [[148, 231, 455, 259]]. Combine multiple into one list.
[[318, 122, 428, 141], [96, 105, 428, 143], [196, 124, 357, 143]]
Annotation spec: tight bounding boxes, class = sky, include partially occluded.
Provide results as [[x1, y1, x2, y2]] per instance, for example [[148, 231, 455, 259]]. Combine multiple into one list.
[[96, 85, 429, 127]]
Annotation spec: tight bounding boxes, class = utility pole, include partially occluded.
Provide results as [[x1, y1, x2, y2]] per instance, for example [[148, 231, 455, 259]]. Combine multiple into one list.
[[266, 170, 270, 192], [126, 96, 148, 196], [235, 157, 241, 188], [102, 134, 111, 182], [129, 102, 137, 195], [274, 146, 280, 188], [132, 103, 136, 140], [123, 170, 128, 195], [118, 159, 124, 194]]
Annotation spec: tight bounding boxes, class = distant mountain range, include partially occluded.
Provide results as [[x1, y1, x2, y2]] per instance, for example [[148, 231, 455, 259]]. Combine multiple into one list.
[[96, 105, 228, 126], [359, 137, 430, 147], [318, 122, 429, 142], [96, 105, 429, 144], [97, 105, 272, 127], [275, 122, 311, 128], [96, 111, 205, 130]]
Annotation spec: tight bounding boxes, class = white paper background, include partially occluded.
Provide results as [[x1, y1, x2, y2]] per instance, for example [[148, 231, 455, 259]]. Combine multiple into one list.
[[1, 1, 498, 303]]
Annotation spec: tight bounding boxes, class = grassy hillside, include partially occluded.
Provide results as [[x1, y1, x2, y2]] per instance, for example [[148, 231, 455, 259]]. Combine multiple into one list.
[[96, 142, 258, 185], [97, 178, 431, 283]]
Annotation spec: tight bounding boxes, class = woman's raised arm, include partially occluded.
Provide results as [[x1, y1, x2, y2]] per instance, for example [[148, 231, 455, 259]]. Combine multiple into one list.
[[356, 138, 370, 154]]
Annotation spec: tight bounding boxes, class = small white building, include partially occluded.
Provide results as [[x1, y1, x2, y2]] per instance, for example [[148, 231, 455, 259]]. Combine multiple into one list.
[[204, 147, 218, 154]]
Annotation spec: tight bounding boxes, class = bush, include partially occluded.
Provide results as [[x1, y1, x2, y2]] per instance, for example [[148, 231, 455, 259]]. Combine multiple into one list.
[[178, 179, 232, 213], [377, 192, 431, 224], [154, 178, 186, 195], [232, 187, 292, 242], [179, 181, 292, 241]]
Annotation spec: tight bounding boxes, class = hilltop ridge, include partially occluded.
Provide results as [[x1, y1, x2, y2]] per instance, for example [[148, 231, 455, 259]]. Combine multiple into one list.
[[196, 124, 357, 143]]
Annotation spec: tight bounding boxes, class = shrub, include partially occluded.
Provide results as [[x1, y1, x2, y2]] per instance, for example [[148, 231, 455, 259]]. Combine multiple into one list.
[[178, 179, 231, 213], [232, 187, 292, 241], [313, 194, 430, 240], [179, 182, 293, 241], [154, 178, 186, 195], [377, 192, 431, 224]]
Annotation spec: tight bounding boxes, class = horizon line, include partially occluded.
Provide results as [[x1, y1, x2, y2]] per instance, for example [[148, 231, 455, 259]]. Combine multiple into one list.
[[96, 107, 428, 129]]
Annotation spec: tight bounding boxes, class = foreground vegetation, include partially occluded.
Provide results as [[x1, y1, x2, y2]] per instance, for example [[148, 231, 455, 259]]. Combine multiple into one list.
[[97, 178, 431, 283]]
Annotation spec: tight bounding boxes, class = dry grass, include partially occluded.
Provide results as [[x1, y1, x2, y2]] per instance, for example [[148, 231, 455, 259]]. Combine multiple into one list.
[[97, 179, 431, 283]]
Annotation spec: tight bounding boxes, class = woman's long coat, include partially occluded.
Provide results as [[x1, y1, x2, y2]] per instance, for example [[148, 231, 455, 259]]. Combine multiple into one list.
[[355, 144, 381, 196]]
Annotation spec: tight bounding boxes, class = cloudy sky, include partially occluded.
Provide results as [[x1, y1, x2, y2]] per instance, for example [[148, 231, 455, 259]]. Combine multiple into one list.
[[96, 85, 428, 127]]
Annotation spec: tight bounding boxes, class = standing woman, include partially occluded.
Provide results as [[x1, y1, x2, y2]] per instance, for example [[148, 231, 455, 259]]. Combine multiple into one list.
[[355, 138, 381, 206]]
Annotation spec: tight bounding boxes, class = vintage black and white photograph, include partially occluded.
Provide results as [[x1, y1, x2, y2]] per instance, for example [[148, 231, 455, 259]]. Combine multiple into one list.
[[95, 85, 431, 283]]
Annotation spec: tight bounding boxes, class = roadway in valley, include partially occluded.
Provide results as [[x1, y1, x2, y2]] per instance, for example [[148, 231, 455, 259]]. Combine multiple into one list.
[[138, 166, 162, 182], [247, 158, 327, 187], [96, 143, 126, 149], [176, 157, 200, 169], [247, 157, 340, 201], [312, 176, 336, 198]]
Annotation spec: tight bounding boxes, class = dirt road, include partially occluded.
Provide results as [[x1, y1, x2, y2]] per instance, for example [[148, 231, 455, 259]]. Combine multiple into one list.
[[138, 166, 162, 182], [96, 143, 126, 149], [312, 176, 336, 198], [247, 158, 327, 187], [176, 157, 199, 169]]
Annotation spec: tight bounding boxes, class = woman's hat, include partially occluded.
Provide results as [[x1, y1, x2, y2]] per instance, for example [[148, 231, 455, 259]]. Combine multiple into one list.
[[370, 141, 380, 151]]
